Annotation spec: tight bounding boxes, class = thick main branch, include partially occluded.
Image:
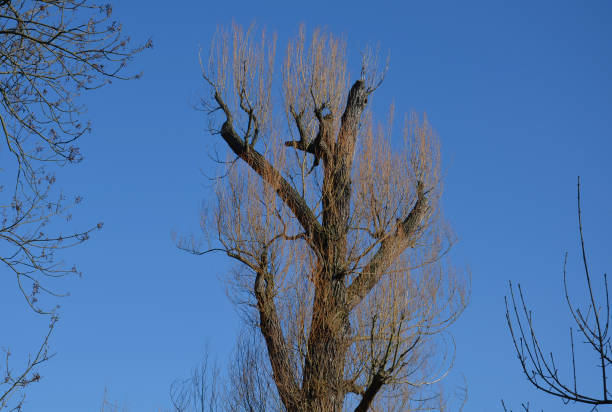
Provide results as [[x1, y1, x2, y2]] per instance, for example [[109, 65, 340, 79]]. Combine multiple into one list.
[[254, 269, 300, 409], [215, 93, 324, 251], [353, 372, 387, 412], [347, 183, 428, 310]]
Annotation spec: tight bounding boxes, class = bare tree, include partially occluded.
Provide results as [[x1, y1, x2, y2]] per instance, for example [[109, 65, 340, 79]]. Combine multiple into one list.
[[100, 387, 129, 412], [225, 329, 281, 412], [170, 346, 221, 412], [170, 331, 281, 412], [183, 24, 467, 411], [506, 177, 611, 409], [1, 2, 148, 409], [0, 0, 151, 313]]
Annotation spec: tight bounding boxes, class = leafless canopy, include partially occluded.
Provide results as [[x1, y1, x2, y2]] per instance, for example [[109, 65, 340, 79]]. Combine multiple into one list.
[[506, 177, 611, 409], [0, 0, 151, 313], [187, 24, 467, 411]]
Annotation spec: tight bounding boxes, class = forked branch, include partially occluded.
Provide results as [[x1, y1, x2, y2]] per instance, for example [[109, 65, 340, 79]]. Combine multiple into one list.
[[214, 92, 324, 252], [347, 181, 429, 309], [505, 177, 612, 407]]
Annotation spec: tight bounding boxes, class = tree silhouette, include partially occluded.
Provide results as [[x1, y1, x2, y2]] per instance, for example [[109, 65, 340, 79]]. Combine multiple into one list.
[[183, 24, 467, 411]]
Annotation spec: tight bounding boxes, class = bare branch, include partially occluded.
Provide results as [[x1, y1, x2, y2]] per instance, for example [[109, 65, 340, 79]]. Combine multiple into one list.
[[0, 317, 56, 410], [0, 0, 149, 312], [505, 177, 612, 407]]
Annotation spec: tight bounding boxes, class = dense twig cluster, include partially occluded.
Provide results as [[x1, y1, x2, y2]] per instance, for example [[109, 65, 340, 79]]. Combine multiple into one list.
[[169, 331, 284, 412], [170, 348, 220, 412]]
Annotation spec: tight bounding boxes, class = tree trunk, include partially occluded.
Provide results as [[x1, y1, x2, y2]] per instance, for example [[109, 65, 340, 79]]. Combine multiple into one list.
[[299, 79, 368, 411], [301, 273, 350, 412]]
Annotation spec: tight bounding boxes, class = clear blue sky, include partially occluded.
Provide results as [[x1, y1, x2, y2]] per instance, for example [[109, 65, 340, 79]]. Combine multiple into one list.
[[1, 1, 611, 410]]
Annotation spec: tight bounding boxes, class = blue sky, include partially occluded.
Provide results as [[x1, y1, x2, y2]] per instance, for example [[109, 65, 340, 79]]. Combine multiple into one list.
[[1, 1, 612, 410]]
